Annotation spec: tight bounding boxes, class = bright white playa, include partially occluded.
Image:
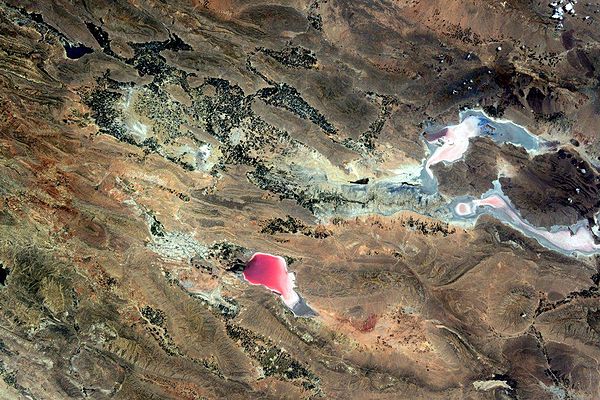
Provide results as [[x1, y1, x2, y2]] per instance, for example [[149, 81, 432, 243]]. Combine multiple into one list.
[[454, 190, 600, 256], [425, 116, 481, 177], [422, 109, 599, 256], [424, 110, 545, 178]]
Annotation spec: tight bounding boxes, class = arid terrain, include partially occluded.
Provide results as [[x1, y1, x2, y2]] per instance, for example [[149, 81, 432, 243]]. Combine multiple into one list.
[[1, 0, 600, 399]]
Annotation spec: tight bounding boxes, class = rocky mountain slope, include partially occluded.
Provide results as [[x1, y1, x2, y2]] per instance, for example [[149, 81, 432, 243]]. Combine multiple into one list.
[[1, 0, 600, 398]]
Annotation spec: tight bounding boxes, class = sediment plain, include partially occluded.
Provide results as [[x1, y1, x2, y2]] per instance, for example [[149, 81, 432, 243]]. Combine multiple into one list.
[[1, 0, 600, 399]]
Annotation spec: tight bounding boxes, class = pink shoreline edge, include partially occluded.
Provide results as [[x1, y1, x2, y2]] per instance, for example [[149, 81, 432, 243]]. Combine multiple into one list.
[[425, 116, 481, 177], [455, 195, 600, 253], [242, 252, 301, 309]]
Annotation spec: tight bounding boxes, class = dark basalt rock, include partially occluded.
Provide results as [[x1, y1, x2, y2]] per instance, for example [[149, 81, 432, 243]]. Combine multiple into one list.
[[208, 241, 248, 266], [400, 216, 455, 237], [261, 216, 331, 238], [307, 1, 323, 31], [148, 213, 166, 237], [256, 83, 336, 134], [85, 22, 118, 58], [140, 305, 166, 326], [259, 45, 317, 69], [225, 323, 321, 392], [0, 264, 8, 286]]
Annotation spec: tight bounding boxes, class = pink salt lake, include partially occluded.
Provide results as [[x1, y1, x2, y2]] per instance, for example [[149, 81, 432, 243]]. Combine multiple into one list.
[[425, 116, 481, 177], [242, 252, 301, 309], [455, 195, 600, 254]]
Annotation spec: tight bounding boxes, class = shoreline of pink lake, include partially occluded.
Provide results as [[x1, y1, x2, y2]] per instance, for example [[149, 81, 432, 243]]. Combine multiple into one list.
[[454, 193, 600, 255], [242, 252, 301, 310]]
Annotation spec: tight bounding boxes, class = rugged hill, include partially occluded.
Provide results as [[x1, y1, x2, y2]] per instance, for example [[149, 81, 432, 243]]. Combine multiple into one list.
[[1, 0, 600, 399]]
